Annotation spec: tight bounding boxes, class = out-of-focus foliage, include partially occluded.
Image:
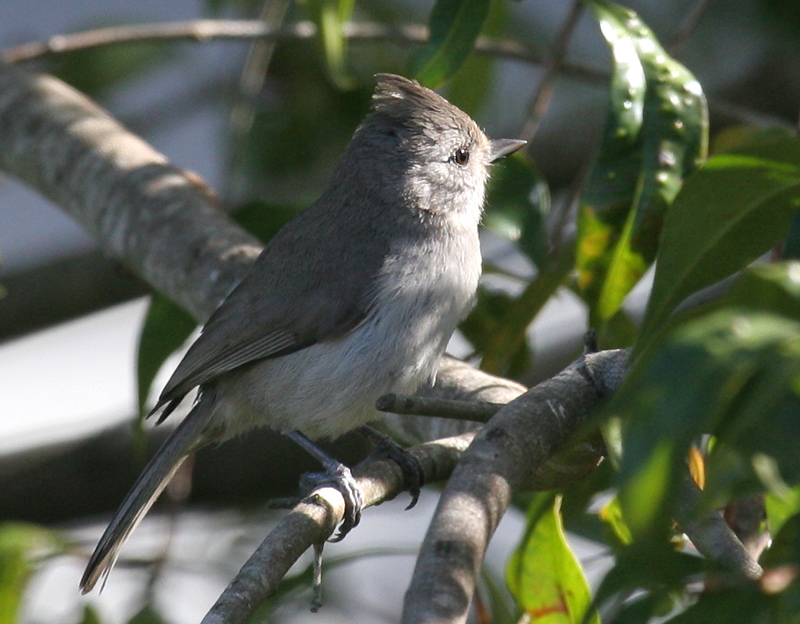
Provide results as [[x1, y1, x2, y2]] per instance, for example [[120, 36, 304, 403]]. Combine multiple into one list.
[[0, 524, 62, 624], [411, 0, 491, 87]]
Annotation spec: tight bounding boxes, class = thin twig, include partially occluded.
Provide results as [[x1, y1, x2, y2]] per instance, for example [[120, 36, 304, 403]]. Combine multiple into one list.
[[201, 432, 476, 624], [517, 1, 585, 142], [674, 470, 763, 583], [0, 19, 608, 86], [376, 393, 503, 423]]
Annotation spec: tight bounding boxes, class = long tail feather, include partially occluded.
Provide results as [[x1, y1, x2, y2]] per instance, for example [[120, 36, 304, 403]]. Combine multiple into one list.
[[80, 398, 215, 593]]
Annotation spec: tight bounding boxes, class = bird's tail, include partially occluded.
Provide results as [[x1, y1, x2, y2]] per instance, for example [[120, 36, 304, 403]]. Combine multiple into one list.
[[80, 398, 215, 593]]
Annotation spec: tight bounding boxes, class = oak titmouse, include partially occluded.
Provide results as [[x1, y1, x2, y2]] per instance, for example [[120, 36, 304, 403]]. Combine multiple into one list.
[[80, 73, 525, 592]]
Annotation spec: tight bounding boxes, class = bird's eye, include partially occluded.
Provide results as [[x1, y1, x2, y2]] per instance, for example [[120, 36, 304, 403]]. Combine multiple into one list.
[[453, 147, 470, 166]]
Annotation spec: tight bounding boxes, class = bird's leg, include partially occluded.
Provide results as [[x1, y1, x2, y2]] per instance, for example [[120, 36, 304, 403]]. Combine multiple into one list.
[[287, 430, 363, 541], [357, 425, 424, 509]]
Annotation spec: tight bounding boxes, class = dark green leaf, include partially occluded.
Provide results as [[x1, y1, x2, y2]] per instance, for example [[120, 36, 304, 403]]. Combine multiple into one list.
[[126, 605, 170, 624], [484, 153, 551, 270], [445, 0, 506, 117], [238, 47, 372, 200], [232, 201, 300, 243], [77, 604, 102, 624], [609, 302, 800, 537], [591, 545, 702, 622], [412, 0, 491, 87], [506, 494, 599, 624], [470, 265, 568, 376], [663, 583, 772, 624], [636, 135, 800, 354]]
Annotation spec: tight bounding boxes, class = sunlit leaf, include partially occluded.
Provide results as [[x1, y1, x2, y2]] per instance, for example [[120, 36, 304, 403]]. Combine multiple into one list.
[[598, 496, 633, 547], [412, 0, 491, 87], [766, 484, 800, 538], [506, 494, 599, 624]]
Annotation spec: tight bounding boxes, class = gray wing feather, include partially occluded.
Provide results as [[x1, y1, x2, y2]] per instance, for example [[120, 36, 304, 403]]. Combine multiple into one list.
[[154, 194, 390, 411]]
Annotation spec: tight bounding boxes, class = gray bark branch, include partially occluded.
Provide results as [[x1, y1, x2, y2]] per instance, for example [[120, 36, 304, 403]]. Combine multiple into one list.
[[402, 349, 628, 624], [0, 60, 260, 324]]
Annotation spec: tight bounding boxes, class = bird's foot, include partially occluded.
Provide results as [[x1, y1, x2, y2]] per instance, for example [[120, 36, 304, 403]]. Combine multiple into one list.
[[300, 463, 363, 541], [358, 425, 424, 509]]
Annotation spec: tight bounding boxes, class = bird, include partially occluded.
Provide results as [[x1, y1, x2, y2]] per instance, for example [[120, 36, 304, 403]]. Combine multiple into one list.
[[80, 73, 525, 593]]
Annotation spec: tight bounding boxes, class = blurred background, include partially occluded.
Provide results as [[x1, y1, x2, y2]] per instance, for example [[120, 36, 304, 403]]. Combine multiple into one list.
[[1, 0, 799, 622]]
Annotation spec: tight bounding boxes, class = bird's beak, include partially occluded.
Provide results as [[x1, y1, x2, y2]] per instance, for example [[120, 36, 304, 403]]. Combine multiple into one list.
[[488, 138, 527, 163]]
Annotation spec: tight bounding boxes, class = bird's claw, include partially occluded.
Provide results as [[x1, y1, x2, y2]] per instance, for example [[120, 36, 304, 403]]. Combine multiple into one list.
[[300, 463, 364, 541], [358, 426, 424, 509]]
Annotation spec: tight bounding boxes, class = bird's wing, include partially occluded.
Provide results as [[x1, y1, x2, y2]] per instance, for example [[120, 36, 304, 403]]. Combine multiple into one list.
[[154, 204, 387, 412]]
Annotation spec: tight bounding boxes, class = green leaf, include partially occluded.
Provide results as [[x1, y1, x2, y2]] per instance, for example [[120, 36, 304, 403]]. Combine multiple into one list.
[[590, 544, 702, 620], [472, 265, 569, 376], [598, 496, 633, 547], [484, 153, 551, 270], [412, 0, 491, 88], [479, 565, 519, 624], [300, 0, 356, 89], [0, 523, 61, 624], [608, 302, 800, 538], [126, 605, 171, 624], [636, 135, 800, 354], [766, 484, 800, 538], [663, 583, 772, 624], [577, 1, 707, 327], [445, 0, 506, 117], [77, 604, 103, 624], [506, 494, 599, 624]]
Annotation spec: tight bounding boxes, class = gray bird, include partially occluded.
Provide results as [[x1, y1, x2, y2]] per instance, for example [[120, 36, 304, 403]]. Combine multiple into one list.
[[80, 73, 525, 593]]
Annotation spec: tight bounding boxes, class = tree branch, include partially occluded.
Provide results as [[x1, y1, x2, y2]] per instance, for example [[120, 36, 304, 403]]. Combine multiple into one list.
[[675, 473, 764, 583], [201, 432, 475, 624], [2, 19, 607, 86], [0, 60, 260, 323], [402, 349, 629, 623]]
